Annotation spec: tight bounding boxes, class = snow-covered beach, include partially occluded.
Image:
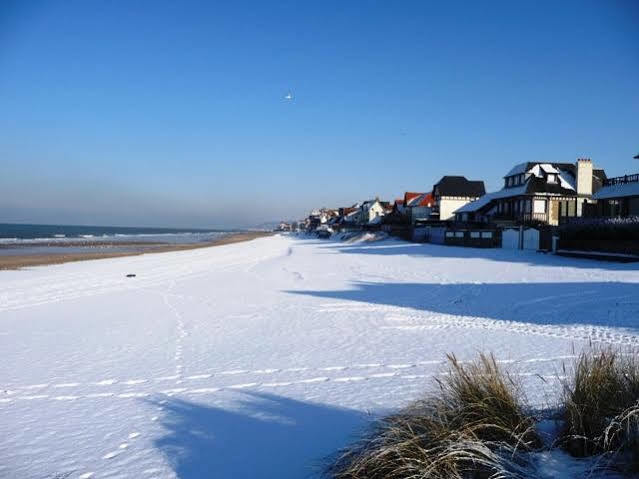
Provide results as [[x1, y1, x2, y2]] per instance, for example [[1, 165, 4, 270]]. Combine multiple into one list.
[[2, 234, 639, 479]]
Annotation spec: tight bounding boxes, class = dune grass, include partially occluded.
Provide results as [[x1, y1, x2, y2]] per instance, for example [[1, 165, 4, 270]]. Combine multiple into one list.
[[560, 347, 639, 471], [327, 353, 540, 479], [328, 349, 639, 478]]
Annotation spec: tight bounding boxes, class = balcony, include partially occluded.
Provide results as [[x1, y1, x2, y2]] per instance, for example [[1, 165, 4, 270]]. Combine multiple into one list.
[[492, 212, 549, 224], [604, 174, 639, 187]]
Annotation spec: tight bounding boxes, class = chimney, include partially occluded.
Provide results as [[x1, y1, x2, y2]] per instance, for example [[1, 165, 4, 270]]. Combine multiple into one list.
[[576, 158, 593, 196]]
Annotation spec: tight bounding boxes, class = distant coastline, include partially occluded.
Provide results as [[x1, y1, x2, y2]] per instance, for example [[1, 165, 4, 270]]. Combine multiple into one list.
[[0, 222, 238, 242], [0, 223, 273, 270]]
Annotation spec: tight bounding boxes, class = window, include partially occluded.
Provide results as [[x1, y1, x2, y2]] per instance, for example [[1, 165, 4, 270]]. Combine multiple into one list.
[[455, 231, 464, 238], [547, 174, 557, 183], [446, 231, 454, 237], [568, 200, 576, 216], [481, 231, 493, 238], [533, 199, 546, 214], [470, 231, 480, 238]]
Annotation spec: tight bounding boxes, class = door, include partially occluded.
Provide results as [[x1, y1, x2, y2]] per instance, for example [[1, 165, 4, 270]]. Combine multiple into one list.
[[502, 228, 519, 249], [522, 228, 540, 250]]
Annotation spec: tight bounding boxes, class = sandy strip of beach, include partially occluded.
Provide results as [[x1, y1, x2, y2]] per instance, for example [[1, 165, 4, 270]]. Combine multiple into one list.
[[0, 231, 274, 270]]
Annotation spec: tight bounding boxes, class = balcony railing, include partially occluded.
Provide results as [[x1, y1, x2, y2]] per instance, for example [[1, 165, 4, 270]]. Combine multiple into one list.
[[522, 212, 550, 223], [492, 212, 549, 223], [604, 174, 639, 187]]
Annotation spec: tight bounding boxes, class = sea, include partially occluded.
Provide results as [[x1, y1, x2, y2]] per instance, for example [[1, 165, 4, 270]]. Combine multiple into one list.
[[0, 223, 241, 256]]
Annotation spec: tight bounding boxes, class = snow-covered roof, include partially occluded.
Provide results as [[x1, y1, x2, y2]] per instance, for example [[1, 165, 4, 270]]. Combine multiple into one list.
[[405, 192, 433, 207], [506, 162, 564, 178], [540, 163, 560, 174], [361, 199, 381, 209], [593, 182, 639, 199], [558, 171, 575, 191], [505, 163, 528, 177], [454, 184, 529, 213], [529, 163, 560, 178], [342, 210, 360, 223]]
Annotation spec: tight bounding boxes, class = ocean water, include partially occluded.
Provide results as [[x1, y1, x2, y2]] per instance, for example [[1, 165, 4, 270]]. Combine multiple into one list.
[[0, 223, 240, 256]]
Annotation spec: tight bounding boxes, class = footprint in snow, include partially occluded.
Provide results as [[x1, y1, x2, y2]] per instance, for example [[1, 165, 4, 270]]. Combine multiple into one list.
[[102, 451, 121, 460]]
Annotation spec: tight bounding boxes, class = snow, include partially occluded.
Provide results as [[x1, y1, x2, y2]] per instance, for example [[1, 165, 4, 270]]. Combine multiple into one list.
[[2, 235, 639, 478], [558, 171, 576, 190], [340, 231, 389, 243], [540, 163, 561, 174], [529, 163, 560, 177]]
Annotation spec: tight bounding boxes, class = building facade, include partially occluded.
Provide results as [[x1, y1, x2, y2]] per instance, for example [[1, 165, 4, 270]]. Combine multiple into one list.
[[455, 159, 606, 225], [432, 176, 486, 221]]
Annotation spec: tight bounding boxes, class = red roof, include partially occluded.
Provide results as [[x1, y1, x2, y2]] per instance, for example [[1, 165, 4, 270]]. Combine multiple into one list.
[[403, 191, 433, 207], [403, 192, 421, 204]]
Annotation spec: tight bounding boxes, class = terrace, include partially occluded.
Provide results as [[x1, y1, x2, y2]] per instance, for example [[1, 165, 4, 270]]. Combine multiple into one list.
[[603, 173, 639, 186], [492, 212, 550, 224]]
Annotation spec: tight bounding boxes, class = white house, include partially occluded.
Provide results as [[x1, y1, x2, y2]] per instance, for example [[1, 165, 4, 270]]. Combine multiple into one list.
[[359, 199, 386, 225]]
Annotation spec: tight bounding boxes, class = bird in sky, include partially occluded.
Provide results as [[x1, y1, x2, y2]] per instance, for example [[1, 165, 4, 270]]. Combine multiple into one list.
[[284, 92, 293, 100]]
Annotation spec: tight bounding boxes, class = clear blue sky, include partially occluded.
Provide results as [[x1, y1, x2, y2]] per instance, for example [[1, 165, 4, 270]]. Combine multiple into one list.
[[1, 0, 638, 228]]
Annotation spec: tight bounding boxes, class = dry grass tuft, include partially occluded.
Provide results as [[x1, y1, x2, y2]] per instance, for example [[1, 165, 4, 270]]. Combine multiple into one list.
[[560, 347, 639, 466], [327, 353, 540, 479]]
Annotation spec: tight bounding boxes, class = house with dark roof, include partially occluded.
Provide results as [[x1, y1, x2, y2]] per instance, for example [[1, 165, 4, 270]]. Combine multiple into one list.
[[454, 159, 606, 225], [392, 198, 405, 214], [431, 176, 485, 221]]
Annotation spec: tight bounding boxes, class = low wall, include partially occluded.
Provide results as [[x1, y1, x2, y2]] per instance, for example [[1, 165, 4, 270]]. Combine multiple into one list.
[[445, 229, 500, 248], [558, 239, 639, 256], [429, 227, 447, 244]]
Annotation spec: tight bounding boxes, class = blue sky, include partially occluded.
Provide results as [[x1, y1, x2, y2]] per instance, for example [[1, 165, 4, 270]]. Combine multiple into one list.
[[1, 0, 638, 228]]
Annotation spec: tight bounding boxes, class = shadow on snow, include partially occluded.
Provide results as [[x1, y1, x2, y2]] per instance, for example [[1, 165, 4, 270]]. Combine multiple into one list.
[[150, 392, 367, 479], [319, 239, 639, 271], [287, 280, 639, 331]]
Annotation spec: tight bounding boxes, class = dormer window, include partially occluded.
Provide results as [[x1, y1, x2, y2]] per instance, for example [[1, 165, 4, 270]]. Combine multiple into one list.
[[547, 174, 557, 184]]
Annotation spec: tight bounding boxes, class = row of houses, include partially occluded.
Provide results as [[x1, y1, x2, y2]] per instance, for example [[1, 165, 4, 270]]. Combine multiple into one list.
[[293, 156, 639, 254], [295, 175, 486, 232]]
